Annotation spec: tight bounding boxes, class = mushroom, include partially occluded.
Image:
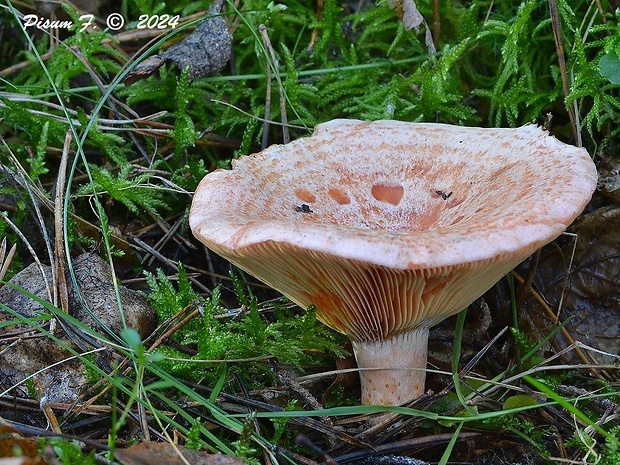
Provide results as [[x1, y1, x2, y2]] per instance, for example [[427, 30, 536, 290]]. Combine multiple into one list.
[[189, 120, 597, 406]]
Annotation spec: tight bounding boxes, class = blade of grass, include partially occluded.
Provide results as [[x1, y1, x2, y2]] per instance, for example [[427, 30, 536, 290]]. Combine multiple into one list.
[[0, 238, 16, 283], [523, 375, 618, 446], [452, 308, 476, 413], [210, 366, 228, 404], [0, 285, 261, 454], [438, 421, 464, 465]]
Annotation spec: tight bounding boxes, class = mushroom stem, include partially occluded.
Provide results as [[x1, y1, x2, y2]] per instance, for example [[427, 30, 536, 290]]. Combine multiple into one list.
[[352, 327, 429, 406]]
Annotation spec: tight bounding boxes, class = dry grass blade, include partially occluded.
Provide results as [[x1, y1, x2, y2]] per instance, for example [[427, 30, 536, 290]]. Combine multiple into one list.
[[512, 270, 603, 374], [211, 99, 306, 129], [141, 214, 195, 268], [34, 378, 62, 433], [0, 139, 56, 296], [0, 238, 17, 284], [0, 211, 54, 307], [0, 135, 134, 257], [445, 326, 509, 396], [128, 235, 212, 295], [211, 387, 373, 451], [333, 431, 481, 463], [260, 24, 273, 149], [0, 395, 112, 416], [548, 0, 579, 145], [0, 92, 169, 132], [53, 129, 72, 321], [259, 24, 289, 144]]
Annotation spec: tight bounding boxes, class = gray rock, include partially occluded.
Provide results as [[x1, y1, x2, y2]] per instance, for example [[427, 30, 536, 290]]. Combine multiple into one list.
[[69, 253, 156, 338], [0, 253, 156, 402], [161, 0, 232, 81]]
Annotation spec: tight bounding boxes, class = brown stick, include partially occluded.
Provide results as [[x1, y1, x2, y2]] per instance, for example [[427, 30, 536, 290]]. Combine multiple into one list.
[[260, 24, 290, 144], [53, 130, 72, 327], [260, 24, 273, 149], [548, 0, 580, 145], [433, 0, 441, 50]]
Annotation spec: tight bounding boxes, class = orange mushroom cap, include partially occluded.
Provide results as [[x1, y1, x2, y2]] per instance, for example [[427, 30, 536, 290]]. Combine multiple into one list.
[[189, 119, 597, 405]]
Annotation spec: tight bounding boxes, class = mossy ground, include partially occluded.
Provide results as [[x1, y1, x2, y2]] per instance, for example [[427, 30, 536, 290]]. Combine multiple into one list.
[[0, 0, 619, 464]]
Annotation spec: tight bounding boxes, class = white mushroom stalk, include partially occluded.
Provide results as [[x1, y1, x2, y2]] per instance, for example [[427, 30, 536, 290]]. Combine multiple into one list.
[[189, 120, 597, 406]]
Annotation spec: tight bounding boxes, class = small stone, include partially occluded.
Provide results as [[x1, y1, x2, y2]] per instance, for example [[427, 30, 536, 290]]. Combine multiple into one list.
[[161, 0, 232, 81]]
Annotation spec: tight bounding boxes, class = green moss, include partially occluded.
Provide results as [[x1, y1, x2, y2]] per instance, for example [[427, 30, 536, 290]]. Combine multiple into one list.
[[144, 266, 347, 389]]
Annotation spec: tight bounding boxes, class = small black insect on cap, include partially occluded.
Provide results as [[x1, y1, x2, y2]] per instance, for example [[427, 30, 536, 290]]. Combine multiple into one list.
[[295, 204, 313, 213]]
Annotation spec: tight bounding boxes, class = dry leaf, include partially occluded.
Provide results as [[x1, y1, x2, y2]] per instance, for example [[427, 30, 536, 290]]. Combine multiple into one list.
[[114, 443, 245, 465], [387, 0, 424, 32], [126, 1, 232, 84], [386, 0, 436, 54], [521, 207, 620, 364], [0, 425, 46, 465]]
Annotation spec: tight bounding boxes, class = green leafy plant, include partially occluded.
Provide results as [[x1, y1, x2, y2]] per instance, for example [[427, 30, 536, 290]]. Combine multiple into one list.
[[473, 0, 560, 126], [566, 6, 620, 139], [144, 266, 347, 387], [76, 163, 169, 218], [42, 437, 99, 465]]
